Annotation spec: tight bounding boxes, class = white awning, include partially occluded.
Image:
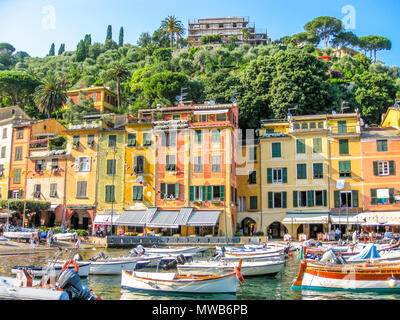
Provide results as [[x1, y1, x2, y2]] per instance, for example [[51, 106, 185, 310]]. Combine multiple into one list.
[[282, 212, 329, 224], [94, 214, 120, 226], [48, 204, 61, 211], [330, 213, 366, 225], [194, 109, 228, 115], [362, 211, 400, 224]]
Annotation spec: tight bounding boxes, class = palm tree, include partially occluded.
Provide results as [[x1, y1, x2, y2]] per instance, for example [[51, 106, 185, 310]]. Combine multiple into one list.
[[105, 61, 130, 109], [33, 74, 67, 118], [161, 15, 182, 48], [175, 23, 185, 48]]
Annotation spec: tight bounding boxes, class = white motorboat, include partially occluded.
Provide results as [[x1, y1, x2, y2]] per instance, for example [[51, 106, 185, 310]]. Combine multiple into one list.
[[222, 252, 286, 262], [12, 262, 90, 278], [52, 233, 78, 241], [3, 231, 32, 241], [177, 259, 285, 277], [121, 261, 244, 294], [141, 246, 201, 256]]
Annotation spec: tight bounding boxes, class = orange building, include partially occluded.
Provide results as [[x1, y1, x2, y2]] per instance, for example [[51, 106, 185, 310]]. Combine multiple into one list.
[[66, 86, 117, 113], [361, 127, 400, 224]]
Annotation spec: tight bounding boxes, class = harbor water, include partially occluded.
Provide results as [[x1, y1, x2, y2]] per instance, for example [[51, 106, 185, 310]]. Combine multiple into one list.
[[1, 247, 400, 300]]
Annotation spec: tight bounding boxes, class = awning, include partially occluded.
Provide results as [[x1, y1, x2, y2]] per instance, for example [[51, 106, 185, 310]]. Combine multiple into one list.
[[147, 210, 181, 229], [194, 109, 228, 115], [186, 210, 222, 227], [282, 212, 329, 224], [48, 204, 61, 212], [361, 211, 400, 224], [93, 214, 119, 226], [330, 213, 366, 225], [114, 210, 148, 227]]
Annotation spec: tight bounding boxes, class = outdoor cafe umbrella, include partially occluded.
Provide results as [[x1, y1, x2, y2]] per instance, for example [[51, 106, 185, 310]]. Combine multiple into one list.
[[384, 220, 400, 226]]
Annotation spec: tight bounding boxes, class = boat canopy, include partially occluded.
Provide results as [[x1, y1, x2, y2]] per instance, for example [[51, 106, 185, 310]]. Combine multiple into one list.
[[347, 243, 381, 261]]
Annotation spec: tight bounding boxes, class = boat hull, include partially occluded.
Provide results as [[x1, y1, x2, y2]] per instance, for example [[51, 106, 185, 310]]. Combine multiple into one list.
[[121, 270, 239, 294], [89, 260, 137, 275], [12, 263, 90, 278], [144, 247, 200, 255], [223, 252, 286, 262]]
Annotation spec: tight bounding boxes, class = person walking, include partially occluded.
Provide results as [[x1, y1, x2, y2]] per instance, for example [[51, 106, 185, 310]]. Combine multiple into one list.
[[30, 233, 36, 249], [47, 228, 54, 247], [335, 228, 341, 241], [75, 235, 81, 249], [352, 230, 358, 244]]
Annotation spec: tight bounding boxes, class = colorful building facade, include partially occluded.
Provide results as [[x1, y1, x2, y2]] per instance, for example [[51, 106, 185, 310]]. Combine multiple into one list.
[[66, 86, 117, 113]]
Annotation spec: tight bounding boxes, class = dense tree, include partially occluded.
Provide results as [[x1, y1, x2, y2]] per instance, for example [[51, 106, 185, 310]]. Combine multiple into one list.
[[104, 60, 130, 109], [0, 71, 40, 106], [119, 27, 124, 47], [75, 40, 87, 62], [358, 35, 391, 63], [33, 74, 68, 117], [137, 32, 152, 47], [48, 43, 55, 56], [106, 25, 112, 42], [331, 31, 359, 50], [58, 43, 65, 55], [304, 16, 344, 48]]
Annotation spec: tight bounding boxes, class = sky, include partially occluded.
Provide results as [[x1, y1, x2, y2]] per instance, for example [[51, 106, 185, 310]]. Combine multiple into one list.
[[0, 0, 399, 66]]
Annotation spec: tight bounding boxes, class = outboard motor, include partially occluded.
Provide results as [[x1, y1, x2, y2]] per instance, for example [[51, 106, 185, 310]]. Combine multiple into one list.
[[136, 245, 145, 255], [57, 269, 98, 300], [176, 254, 186, 265], [90, 251, 106, 262], [211, 252, 223, 261], [72, 253, 83, 261], [162, 259, 178, 270]]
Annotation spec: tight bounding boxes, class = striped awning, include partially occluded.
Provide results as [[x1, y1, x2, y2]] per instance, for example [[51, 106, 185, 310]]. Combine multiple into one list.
[[186, 210, 222, 227], [147, 210, 181, 229], [114, 210, 148, 227]]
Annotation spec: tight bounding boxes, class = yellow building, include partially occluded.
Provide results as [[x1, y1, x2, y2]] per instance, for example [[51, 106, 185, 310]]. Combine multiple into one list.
[[381, 104, 400, 129], [66, 86, 117, 113]]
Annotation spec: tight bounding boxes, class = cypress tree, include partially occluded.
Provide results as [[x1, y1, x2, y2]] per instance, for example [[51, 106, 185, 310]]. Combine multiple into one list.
[[76, 40, 86, 62], [58, 43, 65, 55], [84, 34, 92, 47], [48, 43, 55, 56], [106, 25, 112, 42], [119, 27, 124, 46]]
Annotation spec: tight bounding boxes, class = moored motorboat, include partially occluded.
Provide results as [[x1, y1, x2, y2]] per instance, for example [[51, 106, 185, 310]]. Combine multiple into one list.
[[12, 262, 90, 278], [139, 246, 201, 256]]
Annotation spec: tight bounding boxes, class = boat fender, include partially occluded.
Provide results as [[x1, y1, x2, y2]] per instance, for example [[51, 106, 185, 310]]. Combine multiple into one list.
[[234, 266, 245, 283], [388, 277, 397, 288], [61, 260, 79, 273]]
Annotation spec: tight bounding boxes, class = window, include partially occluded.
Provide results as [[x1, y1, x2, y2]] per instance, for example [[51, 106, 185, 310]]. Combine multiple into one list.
[[293, 123, 300, 130], [339, 139, 349, 155], [166, 155, 176, 171], [340, 191, 352, 207], [194, 156, 203, 173], [268, 191, 287, 208], [271, 142, 281, 158], [273, 168, 282, 183], [35, 160, 45, 172], [72, 135, 80, 148], [249, 171, 257, 184], [313, 163, 323, 179], [12, 190, 22, 199], [309, 122, 316, 129], [162, 131, 176, 147], [107, 95, 110, 103], [212, 155, 221, 172], [105, 185, 115, 202], [373, 161, 395, 176], [75, 157, 91, 172], [318, 122, 324, 129], [338, 121, 347, 134], [108, 135, 117, 147], [339, 161, 351, 177], [0, 164, 4, 177], [334, 190, 358, 208], [212, 186, 221, 200], [377, 140, 388, 152], [172, 115, 180, 120], [13, 169, 20, 184], [301, 123, 308, 130], [294, 190, 327, 207], [134, 156, 144, 174], [132, 186, 143, 201], [17, 128, 23, 139], [267, 168, 287, 184], [315, 191, 323, 206], [87, 134, 94, 146], [33, 184, 41, 198], [193, 186, 203, 201], [211, 129, 220, 143], [15, 147, 22, 161], [195, 130, 202, 144], [296, 139, 306, 154], [313, 138, 322, 153], [143, 133, 151, 146], [249, 196, 258, 210], [161, 183, 179, 199], [297, 164, 307, 179], [92, 93, 97, 102], [200, 114, 208, 122], [2, 128, 6, 139], [1, 146, 5, 158], [298, 191, 307, 207], [249, 147, 257, 161], [216, 113, 226, 121], [239, 196, 246, 211], [76, 181, 87, 198], [51, 159, 59, 170], [219, 23, 224, 28], [371, 188, 395, 205], [107, 159, 116, 175], [127, 133, 136, 146], [50, 183, 57, 197]]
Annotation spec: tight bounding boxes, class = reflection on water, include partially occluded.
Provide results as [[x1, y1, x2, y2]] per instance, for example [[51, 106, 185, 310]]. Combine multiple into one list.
[[1, 247, 400, 300]]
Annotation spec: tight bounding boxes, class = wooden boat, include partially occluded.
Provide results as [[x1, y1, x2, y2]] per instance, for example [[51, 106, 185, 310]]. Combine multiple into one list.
[[12, 262, 90, 278], [223, 252, 286, 262], [177, 259, 285, 277], [121, 260, 244, 294], [292, 247, 400, 292]]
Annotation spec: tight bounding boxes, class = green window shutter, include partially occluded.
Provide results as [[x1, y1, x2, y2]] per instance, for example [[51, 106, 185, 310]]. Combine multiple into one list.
[[373, 161, 379, 176], [107, 159, 116, 175], [268, 192, 273, 208], [370, 189, 377, 205], [313, 163, 323, 179], [282, 192, 287, 208], [189, 186, 194, 201], [307, 191, 314, 207], [73, 135, 80, 146], [313, 138, 322, 153], [334, 191, 340, 208], [108, 135, 117, 147], [87, 135, 94, 146], [132, 186, 138, 200], [338, 121, 347, 134], [389, 161, 396, 175], [220, 185, 225, 201], [377, 140, 388, 152], [250, 196, 257, 210], [50, 184, 57, 197], [282, 168, 287, 183], [389, 188, 395, 204], [161, 133, 166, 146], [138, 186, 143, 200], [195, 131, 202, 144], [211, 129, 220, 143], [143, 133, 151, 146], [339, 139, 349, 155], [271, 142, 281, 158], [267, 168, 272, 184], [128, 133, 136, 146], [207, 186, 212, 201], [160, 183, 166, 198], [296, 139, 305, 154], [323, 190, 327, 206], [352, 190, 359, 207], [293, 191, 298, 207], [175, 183, 180, 199], [297, 164, 306, 179], [202, 186, 207, 201], [14, 169, 20, 183]]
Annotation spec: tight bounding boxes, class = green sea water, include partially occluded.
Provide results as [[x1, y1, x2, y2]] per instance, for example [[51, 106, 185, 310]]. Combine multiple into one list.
[[1, 247, 400, 300]]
